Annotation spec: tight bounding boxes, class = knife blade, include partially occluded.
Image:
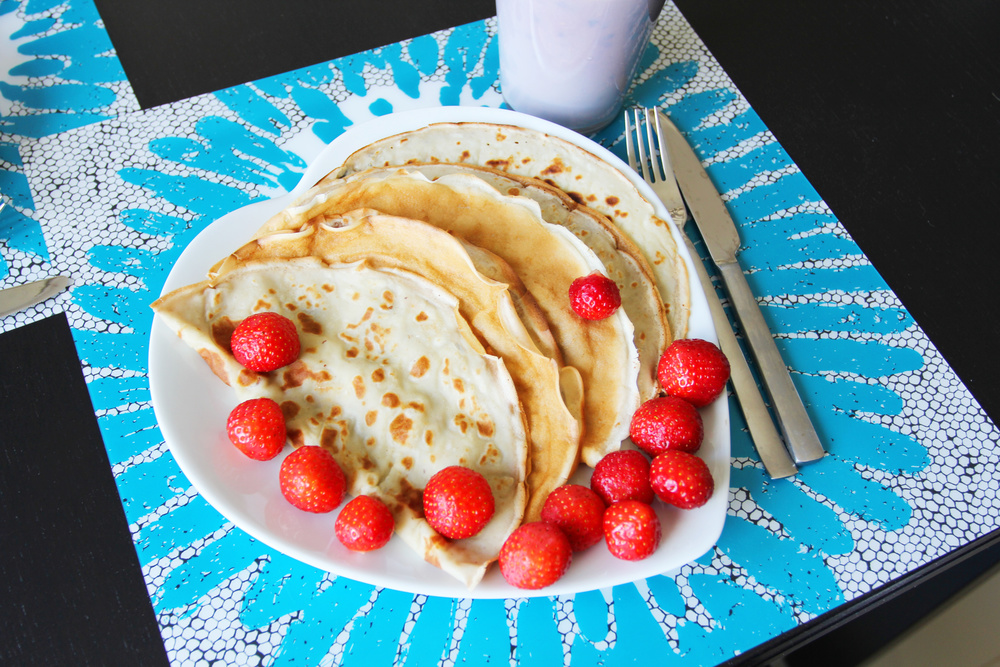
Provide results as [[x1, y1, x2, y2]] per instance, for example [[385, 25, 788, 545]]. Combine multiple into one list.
[[0, 275, 72, 318], [658, 112, 825, 464]]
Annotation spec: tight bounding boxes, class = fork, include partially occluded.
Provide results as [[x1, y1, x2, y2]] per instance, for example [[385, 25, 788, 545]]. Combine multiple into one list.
[[624, 108, 798, 479]]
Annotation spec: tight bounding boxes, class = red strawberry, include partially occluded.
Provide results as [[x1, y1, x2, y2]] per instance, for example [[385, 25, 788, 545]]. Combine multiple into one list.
[[568, 273, 621, 320], [279, 445, 346, 513], [657, 338, 730, 407], [603, 500, 662, 561], [335, 495, 395, 552], [590, 449, 654, 506], [422, 466, 495, 539], [649, 450, 715, 510], [230, 311, 301, 372], [226, 397, 287, 461], [629, 395, 704, 456], [540, 484, 605, 551], [499, 521, 573, 589]]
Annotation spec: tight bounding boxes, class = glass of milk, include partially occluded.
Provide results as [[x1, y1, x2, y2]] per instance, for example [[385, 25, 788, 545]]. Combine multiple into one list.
[[496, 0, 665, 134]]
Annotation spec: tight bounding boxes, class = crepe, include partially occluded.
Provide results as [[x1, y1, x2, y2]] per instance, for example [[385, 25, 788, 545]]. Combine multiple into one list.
[[212, 211, 583, 523], [258, 169, 641, 467], [366, 162, 671, 401], [152, 258, 529, 588], [335, 120, 691, 339]]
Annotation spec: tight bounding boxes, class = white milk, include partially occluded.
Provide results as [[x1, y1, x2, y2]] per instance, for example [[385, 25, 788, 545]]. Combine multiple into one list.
[[497, 0, 665, 134]]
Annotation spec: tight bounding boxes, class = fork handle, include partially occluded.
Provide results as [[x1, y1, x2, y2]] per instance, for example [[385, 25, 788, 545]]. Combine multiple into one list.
[[716, 261, 826, 464]]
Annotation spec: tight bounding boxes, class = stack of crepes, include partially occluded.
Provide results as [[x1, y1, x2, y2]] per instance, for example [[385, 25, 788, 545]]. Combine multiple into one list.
[[151, 121, 690, 590]]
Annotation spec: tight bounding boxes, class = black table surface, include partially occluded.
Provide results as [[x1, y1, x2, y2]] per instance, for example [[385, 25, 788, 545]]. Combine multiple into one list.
[[5, 1, 999, 665]]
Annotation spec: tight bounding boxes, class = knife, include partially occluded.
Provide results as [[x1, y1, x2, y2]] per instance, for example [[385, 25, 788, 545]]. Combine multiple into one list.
[[0, 275, 72, 318], [658, 112, 826, 464]]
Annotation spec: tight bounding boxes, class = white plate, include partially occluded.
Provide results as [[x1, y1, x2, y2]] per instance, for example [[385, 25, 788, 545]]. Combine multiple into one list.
[[149, 106, 729, 599]]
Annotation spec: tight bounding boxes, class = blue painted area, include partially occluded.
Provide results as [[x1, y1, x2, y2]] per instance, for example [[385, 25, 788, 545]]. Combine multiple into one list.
[[240, 552, 379, 666], [118, 169, 258, 217], [408, 34, 441, 77], [115, 452, 188, 521], [96, 407, 162, 464], [455, 600, 512, 665], [716, 515, 845, 615], [153, 528, 259, 612], [441, 23, 494, 105], [72, 284, 154, 328], [398, 596, 458, 665], [369, 97, 394, 117], [10, 56, 65, 77], [512, 598, 564, 665], [761, 301, 913, 336], [11, 17, 56, 39], [341, 588, 414, 666], [794, 374, 904, 416], [149, 116, 308, 193], [83, 375, 151, 410], [17, 22, 123, 84], [571, 584, 674, 664], [135, 496, 226, 564], [730, 467, 854, 555], [820, 410, 928, 473], [0, 192, 49, 259], [573, 589, 611, 642], [777, 338, 924, 378], [26, 0, 65, 13], [679, 573, 797, 663], [73, 329, 150, 374], [799, 456, 914, 530]]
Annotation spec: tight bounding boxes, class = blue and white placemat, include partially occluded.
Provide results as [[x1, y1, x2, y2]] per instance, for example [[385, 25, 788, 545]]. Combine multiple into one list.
[[3, 1, 999, 664]]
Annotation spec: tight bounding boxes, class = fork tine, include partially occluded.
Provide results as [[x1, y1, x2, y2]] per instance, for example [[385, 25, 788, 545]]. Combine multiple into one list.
[[624, 110, 638, 172], [643, 108, 663, 183], [634, 109, 653, 183]]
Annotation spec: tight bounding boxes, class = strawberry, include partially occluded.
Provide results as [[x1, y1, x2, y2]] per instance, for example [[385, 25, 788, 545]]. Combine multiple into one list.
[[335, 495, 395, 552], [540, 484, 606, 551], [657, 338, 730, 408], [590, 449, 654, 506], [603, 500, 662, 561], [649, 450, 715, 510], [568, 272, 621, 320], [230, 311, 301, 372], [422, 466, 495, 539], [226, 397, 287, 461], [499, 521, 573, 589], [279, 445, 346, 513], [629, 395, 704, 456]]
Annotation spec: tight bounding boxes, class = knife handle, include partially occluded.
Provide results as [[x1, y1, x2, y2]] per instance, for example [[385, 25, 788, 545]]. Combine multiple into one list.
[[682, 235, 797, 478], [716, 261, 826, 464]]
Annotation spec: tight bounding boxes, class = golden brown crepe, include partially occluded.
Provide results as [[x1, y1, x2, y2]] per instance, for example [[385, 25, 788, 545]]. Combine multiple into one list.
[[212, 210, 583, 523], [258, 168, 641, 467], [152, 257, 529, 588], [335, 120, 691, 339], [363, 162, 671, 401]]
